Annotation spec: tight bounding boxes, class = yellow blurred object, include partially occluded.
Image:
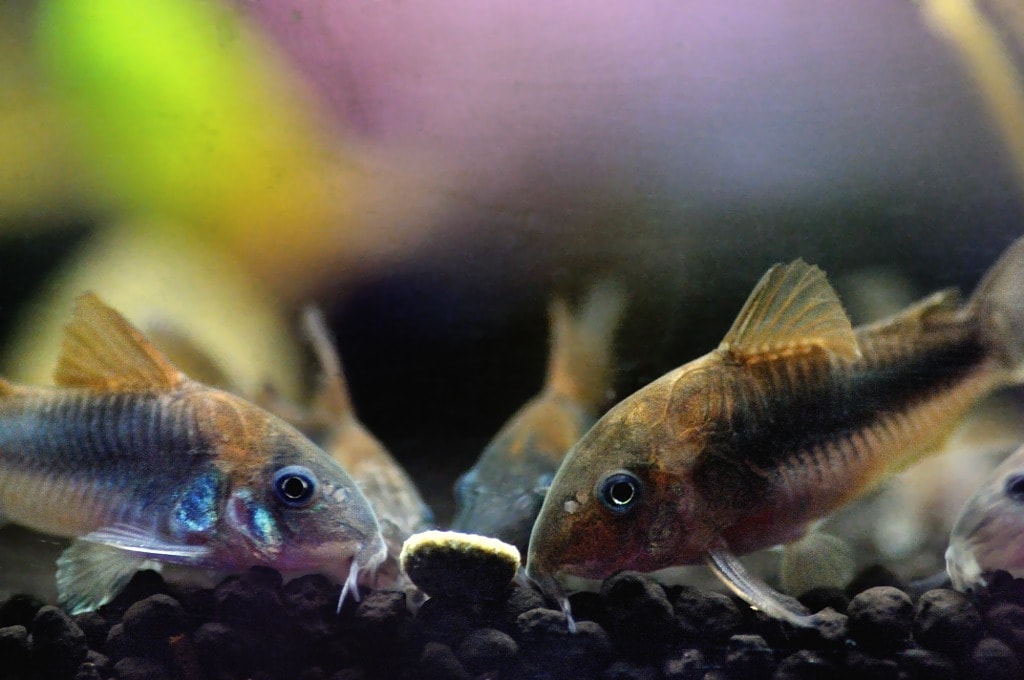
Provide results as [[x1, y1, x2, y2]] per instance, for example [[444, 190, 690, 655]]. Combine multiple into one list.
[[3, 222, 304, 399], [0, 3, 79, 222], [921, 0, 1024, 195], [34, 0, 434, 296]]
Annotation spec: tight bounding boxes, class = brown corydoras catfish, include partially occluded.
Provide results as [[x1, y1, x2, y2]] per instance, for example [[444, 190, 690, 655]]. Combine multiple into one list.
[[527, 238, 1024, 626], [300, 308, 433, 585], [0, 294, 386, 614], [451, 281, 625, 552]]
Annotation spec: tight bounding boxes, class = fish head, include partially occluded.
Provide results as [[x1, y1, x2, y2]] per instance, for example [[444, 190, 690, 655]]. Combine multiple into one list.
[[216, 406, 386, 582], [452, 396, 588, 552], [948, 446, 1024, 590], [450, 464, 555, 552], [526, 383, 715, 593]]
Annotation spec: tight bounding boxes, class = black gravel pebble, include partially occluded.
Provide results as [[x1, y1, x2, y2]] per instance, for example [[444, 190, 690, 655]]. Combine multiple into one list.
[[600, 571, 679, 657], [32, 605, 88, 680], [847, 586, 914, 652], [773, 649, 837, 680], [416, 641, 472, 680], [121, 593, 187, 659], [967, 637, 1022, 680], [662, 648, 705, 680], [914, 589, 983, 657], [0, 593, 44, 628], [726, 633, 776, 679], [673, 587, 744, 643], [601, 659, 660, 680], [113, 655, 173, 680], [897, 647, 956, 680], [456, 627, 518, 674], [845, 650, 898, 680], [73, 611, 110, 651], [0, 624, 30, 676]]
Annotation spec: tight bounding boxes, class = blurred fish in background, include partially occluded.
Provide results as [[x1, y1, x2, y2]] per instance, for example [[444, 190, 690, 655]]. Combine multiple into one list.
[[298, 308, 433, 589], [451, 281, 625, 552]]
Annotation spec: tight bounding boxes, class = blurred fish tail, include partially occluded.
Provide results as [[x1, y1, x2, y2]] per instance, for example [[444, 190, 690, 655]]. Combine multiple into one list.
[[545, 280, 626, 408], [302, 306, 354, 420], [968, 236, 1024, 379]]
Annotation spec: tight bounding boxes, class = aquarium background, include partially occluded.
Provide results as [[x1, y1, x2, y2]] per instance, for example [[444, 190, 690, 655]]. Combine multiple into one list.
[[1, 0, 1024, 617]]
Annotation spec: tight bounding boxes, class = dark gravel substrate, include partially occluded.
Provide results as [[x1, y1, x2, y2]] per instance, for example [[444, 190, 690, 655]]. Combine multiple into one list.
[[6, 566, 1024, 679]]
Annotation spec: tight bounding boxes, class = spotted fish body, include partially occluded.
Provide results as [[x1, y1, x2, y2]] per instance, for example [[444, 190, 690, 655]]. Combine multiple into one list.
[[451, 281, 624, 552], [527, 238, 1024, 625], [947, 443, 1024, 590], [0, 294, 386, 613]]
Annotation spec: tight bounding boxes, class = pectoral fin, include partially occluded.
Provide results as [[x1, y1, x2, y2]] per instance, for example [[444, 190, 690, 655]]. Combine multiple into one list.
[[80, 524, 213, 559], [706, 547, 817, 628], [779, 531, 855, 595], [56, 540, 162, 615]]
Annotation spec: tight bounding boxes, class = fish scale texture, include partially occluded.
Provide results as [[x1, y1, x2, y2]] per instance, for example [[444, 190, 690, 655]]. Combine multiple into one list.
[[8, 566, 1024, 678]]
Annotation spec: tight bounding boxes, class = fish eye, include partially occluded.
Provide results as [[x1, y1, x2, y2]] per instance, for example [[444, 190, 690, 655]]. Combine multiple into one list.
[[1005, 474, 1024, 502], [273, 466, 317, 507], [596, 471, 642, 514]]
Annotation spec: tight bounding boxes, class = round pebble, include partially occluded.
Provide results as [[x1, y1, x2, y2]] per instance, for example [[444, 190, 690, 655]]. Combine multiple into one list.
[[0, 624, 30, 676], [847, 586, 913, 652], [456, 627, 518, 674], [400, 530, 520, 602], [969, 637, 1022, 680], [897, 648, 955, 680], [913, 589, 983, 657], [600, 571, 679, 657], [725, 634, 775, 680], [32, 605, 88, 680], [122, 594, 187, 658]]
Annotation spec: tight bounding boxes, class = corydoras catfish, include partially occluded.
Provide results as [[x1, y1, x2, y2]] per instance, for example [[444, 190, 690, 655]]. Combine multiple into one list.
[[0, 294, 386, 614], [301, 308, 433, 584], [527, 237, 1024, 627], [947, 442, 1024, 591], [451, 281, 625, 552]]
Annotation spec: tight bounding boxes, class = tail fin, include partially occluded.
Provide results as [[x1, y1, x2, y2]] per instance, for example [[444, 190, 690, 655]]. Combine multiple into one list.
[[301, 307, 354, 421], [544, 280, 626, 408], [968, 236, 1024, 378]]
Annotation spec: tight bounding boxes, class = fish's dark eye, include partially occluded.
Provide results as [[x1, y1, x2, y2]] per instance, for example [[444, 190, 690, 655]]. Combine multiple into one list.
[[273, 466, 317, 507], [1005, 474, 1024, 502], [597, 471, 642, 514]]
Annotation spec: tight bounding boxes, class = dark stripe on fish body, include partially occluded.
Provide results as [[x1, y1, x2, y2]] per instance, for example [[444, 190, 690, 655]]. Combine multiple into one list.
[[698, 321, 992, 499]]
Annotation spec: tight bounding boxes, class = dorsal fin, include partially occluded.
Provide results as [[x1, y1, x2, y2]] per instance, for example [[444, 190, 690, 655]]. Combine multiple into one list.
[[55, 293, 187, 391], [860, 288, 962, 337], [718, 260, 860, 360]]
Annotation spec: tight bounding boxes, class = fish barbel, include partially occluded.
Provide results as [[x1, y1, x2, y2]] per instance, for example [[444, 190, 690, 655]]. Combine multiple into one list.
[[0, 293, 386, 613], [947, 442, 1024, 591], [527, 237, 1024, 626], [451, 281, 624, 552]]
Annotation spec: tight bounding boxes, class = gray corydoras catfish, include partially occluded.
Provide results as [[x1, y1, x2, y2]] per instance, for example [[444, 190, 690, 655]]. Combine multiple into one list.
[[947, 442, 1024, 590], [451, 281, 625, 552], [527, 237, 1024, 627], [300, 307, 433, 583], [0, 293, 386, 614]]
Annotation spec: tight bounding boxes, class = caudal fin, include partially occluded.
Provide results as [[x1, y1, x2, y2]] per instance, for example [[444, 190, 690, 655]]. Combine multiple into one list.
[[968, 236, 1024, 379], [544, 280, 626, 408]]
